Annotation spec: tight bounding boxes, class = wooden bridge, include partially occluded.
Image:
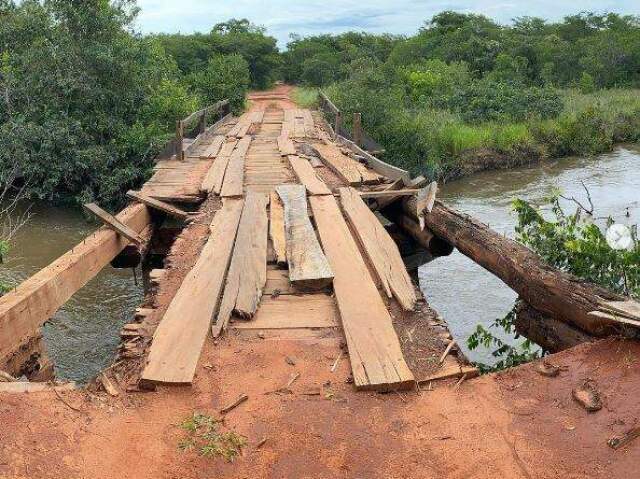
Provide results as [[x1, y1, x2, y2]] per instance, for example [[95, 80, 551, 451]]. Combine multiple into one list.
[[0, 85, 639, 394]]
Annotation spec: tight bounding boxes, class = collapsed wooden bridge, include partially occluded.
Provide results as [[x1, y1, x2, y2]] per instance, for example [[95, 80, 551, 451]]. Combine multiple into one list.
[[1, 86, 639, 394]]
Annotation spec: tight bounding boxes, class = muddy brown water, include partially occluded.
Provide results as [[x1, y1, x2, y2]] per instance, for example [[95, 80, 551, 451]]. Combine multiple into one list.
[[0, 146, 638, 381], [420, 145, 640, 364]]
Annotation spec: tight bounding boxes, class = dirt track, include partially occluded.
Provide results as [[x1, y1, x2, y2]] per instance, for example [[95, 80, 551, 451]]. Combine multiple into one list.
[[1, 338, 639, 478]]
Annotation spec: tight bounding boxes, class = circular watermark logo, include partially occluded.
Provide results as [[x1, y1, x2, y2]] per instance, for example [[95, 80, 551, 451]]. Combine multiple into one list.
[[606, 224, 633, 251]]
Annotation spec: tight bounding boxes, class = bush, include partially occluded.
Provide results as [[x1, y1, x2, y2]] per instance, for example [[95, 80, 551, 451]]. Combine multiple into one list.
[[187, 54, 250, 112]]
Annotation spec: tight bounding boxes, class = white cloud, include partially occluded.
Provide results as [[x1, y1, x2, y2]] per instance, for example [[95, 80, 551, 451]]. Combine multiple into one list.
[[134, 0, 640, 46]]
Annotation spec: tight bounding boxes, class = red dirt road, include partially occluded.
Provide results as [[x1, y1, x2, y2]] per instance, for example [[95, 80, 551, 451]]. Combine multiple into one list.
[[1, 338, 639, 478]]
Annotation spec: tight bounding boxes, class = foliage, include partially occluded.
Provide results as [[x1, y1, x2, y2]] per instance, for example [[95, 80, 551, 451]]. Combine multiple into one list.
[[186, 54, 250, 112], [292, 87, 319, 109], [178, 412, 247, 462], [0, 0, 200, 207], [467, 308, 541, 372]]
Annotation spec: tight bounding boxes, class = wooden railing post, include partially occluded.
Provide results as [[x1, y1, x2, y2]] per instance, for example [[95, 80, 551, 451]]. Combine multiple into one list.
[[334, 111, 342, 140], [199, 111, 206, 134], [175, 120, 184, 161], [353, 113, 363, 147]]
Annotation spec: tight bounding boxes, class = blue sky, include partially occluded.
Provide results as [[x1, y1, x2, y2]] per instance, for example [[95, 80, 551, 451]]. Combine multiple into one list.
[[135, 0, 640, 47]]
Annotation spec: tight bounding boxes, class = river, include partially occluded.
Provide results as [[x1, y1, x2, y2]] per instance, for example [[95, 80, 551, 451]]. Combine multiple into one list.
[[0, 146, 638, 381], [420, 145, 640, 364]]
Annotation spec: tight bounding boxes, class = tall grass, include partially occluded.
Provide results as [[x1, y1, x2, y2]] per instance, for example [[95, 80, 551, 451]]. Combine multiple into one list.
[[292, 87, 319, 108]]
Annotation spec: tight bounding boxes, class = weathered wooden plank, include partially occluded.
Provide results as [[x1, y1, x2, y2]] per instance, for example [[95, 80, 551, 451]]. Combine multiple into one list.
[[288, 156, 332, 196], [302, 109, 315, 138], [126, 190, 190, 221], [220, 137, 251, 197], [0, 382, 75, 394], [141, 199, 244, 385], [277, 185, 334, 291], [202, 138, 238, 195], [83, 203, 142, 245], [309, 194, 414, 391], [313, 142, 382, 185], [199, 135, 225, 159], [232, 294, 337, 330], [340, 137, 409, 182], [0, 203, 151, 362], [340, 188, 417, 311], [359, 189, 420, 199], [269, 192, 287, 265], [277, 135, 296, 156], [212, 193, 269, 336]]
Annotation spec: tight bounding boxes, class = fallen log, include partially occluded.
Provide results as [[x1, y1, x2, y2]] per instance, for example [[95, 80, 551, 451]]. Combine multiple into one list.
[[405, 198, 629, 336], [513, 301, 594, 353]]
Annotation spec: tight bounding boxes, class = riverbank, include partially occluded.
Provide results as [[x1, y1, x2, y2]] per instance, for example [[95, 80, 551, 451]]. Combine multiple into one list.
[[313, 86, 640, 182]]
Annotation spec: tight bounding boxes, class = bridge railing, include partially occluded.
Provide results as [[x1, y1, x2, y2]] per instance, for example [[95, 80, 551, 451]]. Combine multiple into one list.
[[318, 91, 408, 182], [157, 100, 231, 161], [318, 91, 385, 155]]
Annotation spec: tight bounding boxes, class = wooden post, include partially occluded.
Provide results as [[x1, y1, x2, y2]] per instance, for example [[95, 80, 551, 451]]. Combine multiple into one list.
[[353, 113, 362, 147], [334, 111, 342, 140], [199, 111, 206, 134], [175, 120, 184, 161]]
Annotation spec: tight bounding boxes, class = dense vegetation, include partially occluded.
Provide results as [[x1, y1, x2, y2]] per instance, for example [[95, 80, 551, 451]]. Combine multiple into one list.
[[0, 2, 276, 208], [286, 12, 640, 179]]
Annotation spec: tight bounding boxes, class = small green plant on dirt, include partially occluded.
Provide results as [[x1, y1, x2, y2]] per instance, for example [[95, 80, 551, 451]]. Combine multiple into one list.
[[468, 190, 639, 371], [467, 308, 541, 373], [178, 412, 247, 462]]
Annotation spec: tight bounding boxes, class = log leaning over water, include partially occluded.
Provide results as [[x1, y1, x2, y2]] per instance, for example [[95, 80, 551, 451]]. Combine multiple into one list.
[[403, 198, 627, 337]]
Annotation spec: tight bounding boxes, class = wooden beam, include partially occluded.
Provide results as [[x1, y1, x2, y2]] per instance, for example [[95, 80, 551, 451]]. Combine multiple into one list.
[[201, 138, 238, 195], [314, 142, 382, 186], [0, 203, 151, 363], [277, 185, 334, 291], [141, 199, 244, 385], [83, 203, 142, 245], [212, 193, 269, 336], [340, 187, 417, 311], [288, 155, 332, 195], [360, 189, 419, 199], [199, 135, 225, 159], [339, 137, 409, 182], [309, 194, 414, 391], [126, 190, 190, 221]]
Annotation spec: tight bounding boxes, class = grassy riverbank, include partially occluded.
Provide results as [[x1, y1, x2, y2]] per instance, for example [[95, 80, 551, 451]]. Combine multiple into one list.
[[316, 86, 640, 181]]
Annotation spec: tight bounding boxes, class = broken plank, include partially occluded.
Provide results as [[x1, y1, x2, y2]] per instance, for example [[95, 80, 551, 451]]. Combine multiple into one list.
[[203, 138, 238, 195], [277, 135, 296, 156], [220, 137, 251, 197], [232, 294, 337, 330], [199, 135, 225, 159], [359, 189, 420, 199], [288, 155, 332, 195], [126, 190, 190, 221], [276, 185, 334, 291], [313, 142, 381, 185], [141, 199, 244, 385], [83, 203, 142, 245], [0, 203, 150, 363], [340, 187, 417, 311], [269, 192, 287, 265], [309, 194, 414, 391], [212, 193, 269, 336]]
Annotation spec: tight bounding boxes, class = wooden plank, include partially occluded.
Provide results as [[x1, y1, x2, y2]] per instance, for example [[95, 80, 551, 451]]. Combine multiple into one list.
[[126, 190, 190, 221], [220, 137, 251, 197], [141, 199, 244, 385], [277, 135, 296, 156], [202, 138, 238, 195], [269, 192, 287, 265], [360, 189, 419, 199], [0, 204, 150, 362], [0, 382, 75, 394], [309, 195, 414, 391], [313, 142, 382, 186], [340, 187, 417, 311], [199, 135, 225, 159], [83, 203, 142, 245], [340, 137, 409, 182], [288, 155, 332, 195], [232, 294, 337, 330], [302, 109, 315, 138], [212, 193, 269, 336], [276, 185, 334, 291]]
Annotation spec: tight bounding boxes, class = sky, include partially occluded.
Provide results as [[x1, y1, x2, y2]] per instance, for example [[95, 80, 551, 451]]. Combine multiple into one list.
[[135, 0, 640, 47]]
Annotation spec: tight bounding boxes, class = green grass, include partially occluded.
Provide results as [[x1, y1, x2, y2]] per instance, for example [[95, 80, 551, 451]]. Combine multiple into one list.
[[292, 86, 319, 108]]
